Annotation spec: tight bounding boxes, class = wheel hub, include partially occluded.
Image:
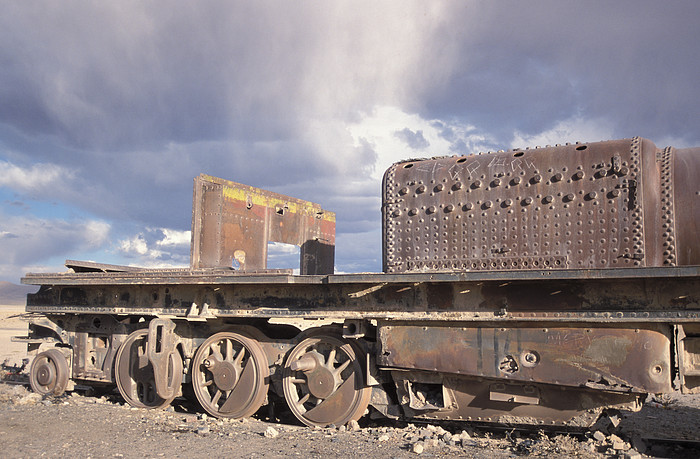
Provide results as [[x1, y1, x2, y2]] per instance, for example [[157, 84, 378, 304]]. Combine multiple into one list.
[[211, 362, 239, 391], [36, 362, 55, 386], [307, 367, 335, 399]]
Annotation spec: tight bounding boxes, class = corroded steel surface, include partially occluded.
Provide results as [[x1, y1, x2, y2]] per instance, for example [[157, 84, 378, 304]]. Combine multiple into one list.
[[23, 269, 700, 323], [378, 323, 672, 394], [382, 137, 700, 272], [191, 174, 335, 274]]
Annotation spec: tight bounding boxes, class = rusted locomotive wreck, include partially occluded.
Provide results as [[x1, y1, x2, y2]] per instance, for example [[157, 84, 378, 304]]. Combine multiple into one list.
[[18, 137, 700, 428]]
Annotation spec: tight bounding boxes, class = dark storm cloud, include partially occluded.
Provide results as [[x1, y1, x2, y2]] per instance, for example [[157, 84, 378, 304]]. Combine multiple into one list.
[[422, 1, 700, 145], [0, 1, 699, 280]]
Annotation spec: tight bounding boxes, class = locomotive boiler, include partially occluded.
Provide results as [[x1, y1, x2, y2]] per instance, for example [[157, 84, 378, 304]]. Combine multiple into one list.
[[18, 137, 700, 429]]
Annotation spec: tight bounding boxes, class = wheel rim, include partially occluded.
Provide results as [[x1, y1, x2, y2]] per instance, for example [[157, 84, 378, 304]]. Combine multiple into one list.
[[283, 334, 370, 427], [29, 349, 69, 396], [191, 332, 269, 419], [115, 329, 182, 409]]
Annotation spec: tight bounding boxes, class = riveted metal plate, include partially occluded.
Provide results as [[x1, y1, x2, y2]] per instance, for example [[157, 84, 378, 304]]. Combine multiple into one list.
[[378, 322, 673, 394], [383, 138, 646, 272]]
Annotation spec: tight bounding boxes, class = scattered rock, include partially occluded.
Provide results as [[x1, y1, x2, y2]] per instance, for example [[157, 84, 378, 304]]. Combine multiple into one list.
[[264, 426, 279, 438], [196, 426, 210, 436], [610, 434, 628, 450], [16, 393, 41, 405], [377, 434, 389, 442], [592, 430, 606, 442], [348, 420, 360, 432], [411, 442, 424, 454]]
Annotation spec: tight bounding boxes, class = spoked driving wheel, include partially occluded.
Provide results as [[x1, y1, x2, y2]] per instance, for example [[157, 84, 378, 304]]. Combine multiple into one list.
[[115, 329, 183, 409], [29, 348, 69, 396], [282, 334, 370, 427], [191, 332, 270, 419]]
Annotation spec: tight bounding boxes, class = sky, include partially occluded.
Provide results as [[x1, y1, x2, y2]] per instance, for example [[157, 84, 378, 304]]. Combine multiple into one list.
[[1, 1, 699, 282]]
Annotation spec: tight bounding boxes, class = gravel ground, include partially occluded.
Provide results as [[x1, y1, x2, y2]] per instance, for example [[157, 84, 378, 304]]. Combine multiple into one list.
[[2, 309, 699, 458], [1, 380, 699, 458]]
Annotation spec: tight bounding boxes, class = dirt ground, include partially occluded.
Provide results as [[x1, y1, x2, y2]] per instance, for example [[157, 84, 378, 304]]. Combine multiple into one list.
[[1, 307, 699, 458]]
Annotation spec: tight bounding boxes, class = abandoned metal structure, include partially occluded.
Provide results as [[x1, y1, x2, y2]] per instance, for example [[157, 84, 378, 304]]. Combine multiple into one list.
[[18, 137, 700, 428]]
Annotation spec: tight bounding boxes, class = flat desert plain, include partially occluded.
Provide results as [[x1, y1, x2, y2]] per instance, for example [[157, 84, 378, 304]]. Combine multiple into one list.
[[0, 304, 28, 367]]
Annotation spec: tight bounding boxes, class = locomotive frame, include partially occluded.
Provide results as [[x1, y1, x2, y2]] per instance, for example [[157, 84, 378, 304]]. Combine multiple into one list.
[[17, 137, 700, 428]]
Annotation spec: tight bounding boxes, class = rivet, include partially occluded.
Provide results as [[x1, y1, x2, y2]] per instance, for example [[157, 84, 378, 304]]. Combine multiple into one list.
[[504, 199, 513, 207], [483, 201, 493, 209], [464, 203, 473, 210], [587, 191, 598, 199], [553, 173, 563, 182], [543, 195, 554, 204], [453, 182, 463, 191], [445, 204, 454, 213], [573, 171, 585, 180], [435, 184, 444, 192], [532, 174, 542, 184], [399, 187, 409, 195], [523, 197, 533, 206], [408, 208, 418, 216], [611, 189, 621, 197], [492, 178, 501, 187], [416, 185, 426, 194], [427, 206, 436, 214], [472, 180, 482, 189], [512, 177, 522, 185]]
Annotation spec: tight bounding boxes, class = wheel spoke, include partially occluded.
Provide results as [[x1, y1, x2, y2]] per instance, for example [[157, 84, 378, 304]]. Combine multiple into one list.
[[233, 347, 246, 367], [191, 332, 269, 419], [334, 359, 351, 377], [282, 333, 370, 427], [211, 389, 222, 406], [225, 339, 233, 361]]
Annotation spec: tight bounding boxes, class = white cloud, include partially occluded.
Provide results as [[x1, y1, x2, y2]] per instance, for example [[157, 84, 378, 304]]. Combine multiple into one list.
[[0, 160, 74, 195], [346, 106, 495, 180], [156, 228, 191, 247], [510, 116, 615, 150], [116, 227, 190, 268]]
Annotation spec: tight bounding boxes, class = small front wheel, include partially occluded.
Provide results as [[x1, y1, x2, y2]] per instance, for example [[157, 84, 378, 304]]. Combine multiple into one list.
[[29, 348, 69, 396]]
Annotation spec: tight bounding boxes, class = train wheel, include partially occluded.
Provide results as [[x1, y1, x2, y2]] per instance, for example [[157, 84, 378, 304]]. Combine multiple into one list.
[[29, 348, 69, 396], [115, 329, 182, 409], [282, 334, 370, 427], [191, 332, 269, 419]]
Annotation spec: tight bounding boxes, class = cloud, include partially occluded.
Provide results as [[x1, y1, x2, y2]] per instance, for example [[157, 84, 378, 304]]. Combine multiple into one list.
[[0, 160, 75, 195], [1, 2, 699, 282], [116, 227, 190, 267], [347, 106, 495, 180], [510, 116, 615, 150], [394, 128, 430, 150], [156, 228, 191, 247], [0, 213, 110, 281]]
